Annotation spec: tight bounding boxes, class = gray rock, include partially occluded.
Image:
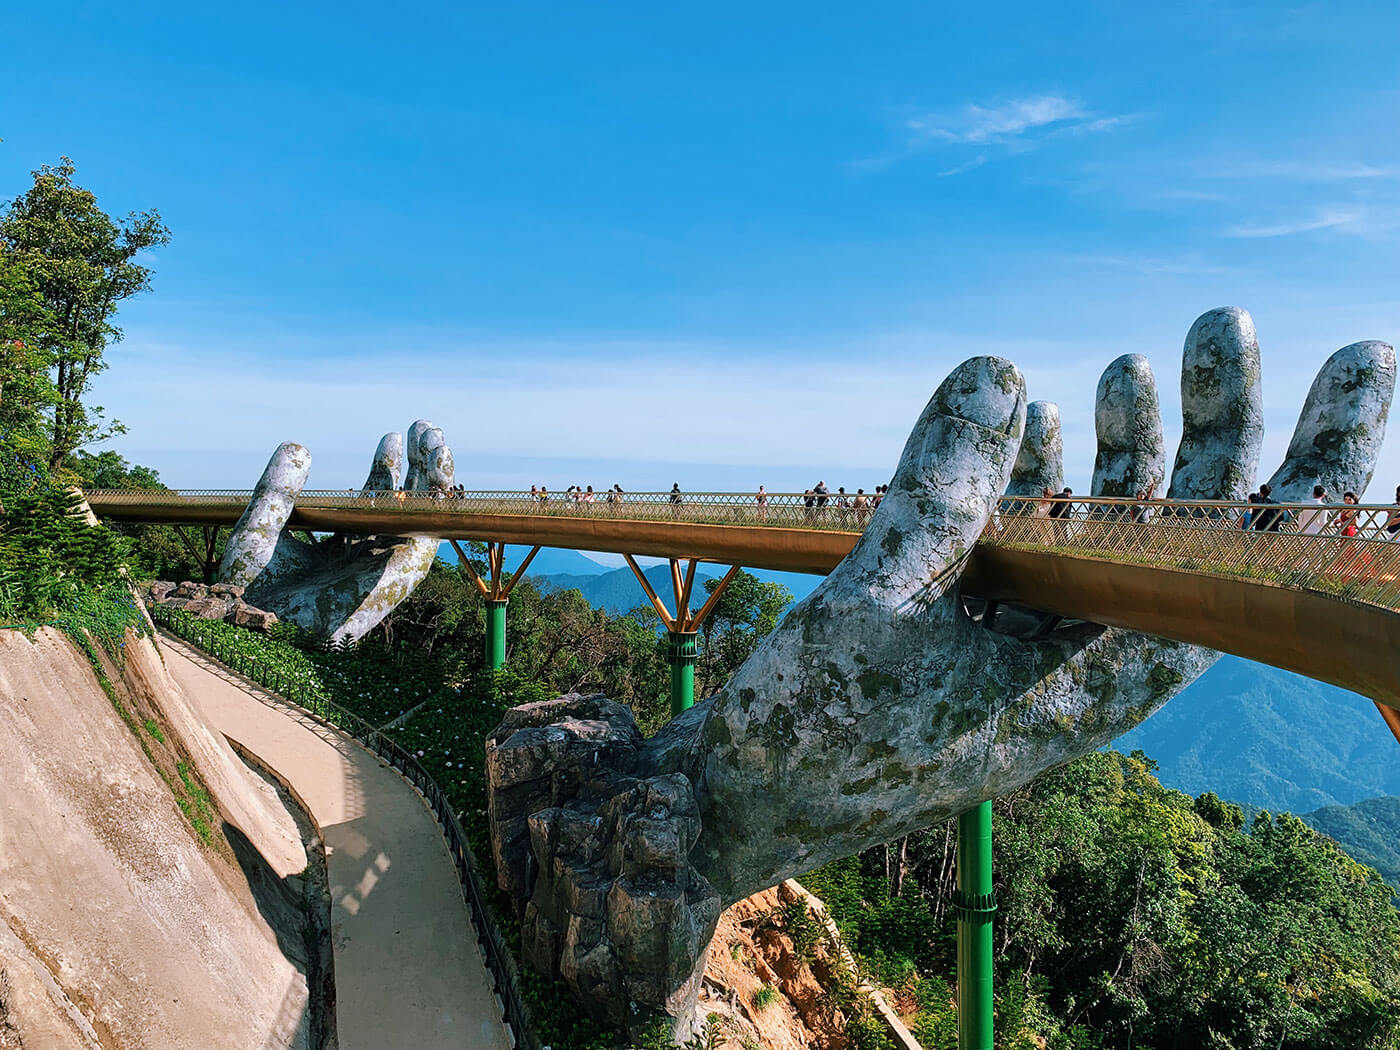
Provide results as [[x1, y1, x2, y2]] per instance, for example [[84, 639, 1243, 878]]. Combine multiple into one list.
[[170, 581, 209, 600], [1265, 340, 1396, 500], [148, 581, 176, 602], [485, 309, 1396, 1034], [1007, 400, 1063, 497], [225, 605, 279, 632], [1168, 307, 1262, 501], [180, 596, 232, 620], [1092, 354, 1165, 498], [209, 582, 245, 599]]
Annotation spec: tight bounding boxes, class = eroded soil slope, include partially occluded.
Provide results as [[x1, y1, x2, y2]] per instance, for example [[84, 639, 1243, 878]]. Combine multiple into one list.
[[0, 627, 321, 1049]]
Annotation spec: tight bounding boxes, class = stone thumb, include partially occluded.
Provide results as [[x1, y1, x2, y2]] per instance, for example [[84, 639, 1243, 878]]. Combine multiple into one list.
[[219, 442, 310, 588]]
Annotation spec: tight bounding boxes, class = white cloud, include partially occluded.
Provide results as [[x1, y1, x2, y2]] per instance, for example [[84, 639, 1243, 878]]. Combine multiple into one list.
[[909, 95, 1087, 145], [1224, 208, 1362, 238]]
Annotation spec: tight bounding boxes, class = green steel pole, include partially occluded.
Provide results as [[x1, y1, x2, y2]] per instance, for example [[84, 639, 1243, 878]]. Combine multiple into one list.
[[667, 631, 697, 715], [955, 800, 996, 1050], [485, 599, 508, 671]]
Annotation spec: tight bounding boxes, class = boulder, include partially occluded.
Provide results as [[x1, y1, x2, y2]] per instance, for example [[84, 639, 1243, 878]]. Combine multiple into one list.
[[209, 582, 246, 599], [171, 581, 209, 600], [225, 604, 279, 632], [148, 581, 176, 602]]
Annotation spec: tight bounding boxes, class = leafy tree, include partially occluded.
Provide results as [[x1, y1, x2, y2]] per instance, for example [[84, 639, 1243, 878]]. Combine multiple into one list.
[[696, 570, 792, 693], [0, 248, 58, 493], [0, 158, 169, 469]]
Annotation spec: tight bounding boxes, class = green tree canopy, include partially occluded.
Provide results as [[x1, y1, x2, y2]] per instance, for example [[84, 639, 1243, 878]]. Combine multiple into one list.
[[0, 158, 169, 469]]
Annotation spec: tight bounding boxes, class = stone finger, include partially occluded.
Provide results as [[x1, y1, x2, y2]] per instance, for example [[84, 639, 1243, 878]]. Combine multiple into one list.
[[219, 443, 310, 588], [362, 433, 404, 493], [1167, 307, 1263, 501], [403, 419, 436, 490], [1006, 400, 1063, 497], [1091, 354, 1164, 498], [842, 355, 1026, 600], [1264, 340, 1396, 500]]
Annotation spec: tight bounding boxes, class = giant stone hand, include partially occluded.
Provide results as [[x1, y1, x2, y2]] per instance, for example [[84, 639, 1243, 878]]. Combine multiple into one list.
[[484, 309, 1394, 1035], [218, 420, 455, 645]]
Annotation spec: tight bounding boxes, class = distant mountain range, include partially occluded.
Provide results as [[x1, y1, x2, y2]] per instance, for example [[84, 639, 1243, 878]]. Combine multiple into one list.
[[1115, 655, 1400, 813], [438, 542, 819, 613]]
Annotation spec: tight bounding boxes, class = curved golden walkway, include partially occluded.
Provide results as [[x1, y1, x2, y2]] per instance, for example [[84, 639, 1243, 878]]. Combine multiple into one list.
[[86, 489, 1400, 728]]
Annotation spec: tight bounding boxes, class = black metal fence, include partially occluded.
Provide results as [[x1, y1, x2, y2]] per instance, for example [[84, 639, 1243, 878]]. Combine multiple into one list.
[[150, 605, 536, 1049]]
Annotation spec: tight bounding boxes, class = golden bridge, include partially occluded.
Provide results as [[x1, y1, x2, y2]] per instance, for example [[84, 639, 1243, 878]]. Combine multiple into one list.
[[87, 488, 1400, 742]]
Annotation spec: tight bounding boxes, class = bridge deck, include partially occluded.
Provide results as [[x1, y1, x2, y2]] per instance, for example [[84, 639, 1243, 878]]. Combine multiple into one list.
[[86, 490, 1400, 717]]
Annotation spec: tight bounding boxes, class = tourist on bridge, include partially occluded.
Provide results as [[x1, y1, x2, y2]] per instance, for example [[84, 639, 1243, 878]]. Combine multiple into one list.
[[583, 485, 595, 504], [669, 483, 683, 516], [1049, 487, 1073, 543], [756, 485, 768, 522], [1130, 481, 1157, 523], [803, 489, 815, 521], [1298, 485, 1330, 536], [1250, 483, 1286, 532], [814, 480, 830, 513], [853, 488, 869, 524], [1385, 485, 1400, 539]]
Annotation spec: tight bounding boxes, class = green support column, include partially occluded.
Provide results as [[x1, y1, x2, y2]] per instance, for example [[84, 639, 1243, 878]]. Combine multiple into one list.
[[954, 800, 996, 1050], [485, 599, 508, 671], [667, 631, 697, 715]]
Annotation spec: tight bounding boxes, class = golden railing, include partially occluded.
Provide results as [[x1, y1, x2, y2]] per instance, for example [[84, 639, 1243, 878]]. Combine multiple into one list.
[[83, 488, 1400, 611], [990, 496, 1400, 615]]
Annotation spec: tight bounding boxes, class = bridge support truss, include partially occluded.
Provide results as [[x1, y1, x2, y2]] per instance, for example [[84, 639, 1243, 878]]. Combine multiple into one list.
[[451, 541, 541, 671], [172, 525, 223, 584], [623, 555, 740, 715]]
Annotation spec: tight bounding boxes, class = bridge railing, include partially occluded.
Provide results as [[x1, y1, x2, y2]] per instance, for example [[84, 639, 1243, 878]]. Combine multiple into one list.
[[85, 487, 1400, 612], [991, 496, 1400, 613], [84, 487, 881, 532]]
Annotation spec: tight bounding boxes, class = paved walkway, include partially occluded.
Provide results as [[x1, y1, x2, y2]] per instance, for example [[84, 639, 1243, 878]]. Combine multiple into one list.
[[160, 635, 512, 1050]]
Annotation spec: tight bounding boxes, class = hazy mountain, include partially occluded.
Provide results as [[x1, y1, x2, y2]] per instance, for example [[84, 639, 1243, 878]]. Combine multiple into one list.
[[1302, 796, 1400, 888], [532, 564, 819, 615], [1115, 656, 1400, 813], [436, 542, 610, 577]]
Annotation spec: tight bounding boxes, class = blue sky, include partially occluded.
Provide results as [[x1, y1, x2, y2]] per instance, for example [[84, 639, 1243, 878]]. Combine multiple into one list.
[[4, 2, 1400, 494]]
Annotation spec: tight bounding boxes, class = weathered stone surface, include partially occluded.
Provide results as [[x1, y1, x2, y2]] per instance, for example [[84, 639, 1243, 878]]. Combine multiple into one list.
[[1091, 353, 1165, 498], [1007, 399, 1063, 496], [485, 307, 1396, 1035], [1168, 307, 1262, 501], [225, 604, 279, 631], [209, 582, 245, 599], [218, 442, 312, 590], [362, 432, 403, 492], [148, 581, 176, 602], [216, 422, 458, 644], [178, 595, 232, 619], [170, 581, 209, 600], [1266, 340, 1396, 500]]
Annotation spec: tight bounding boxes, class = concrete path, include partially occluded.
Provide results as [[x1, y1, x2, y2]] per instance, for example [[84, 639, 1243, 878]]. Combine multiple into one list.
[[160, 635, 512, 1050]]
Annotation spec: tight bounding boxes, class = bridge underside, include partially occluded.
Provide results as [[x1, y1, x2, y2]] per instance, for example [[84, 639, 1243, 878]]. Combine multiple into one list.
[[93, 497, 1400, 718]]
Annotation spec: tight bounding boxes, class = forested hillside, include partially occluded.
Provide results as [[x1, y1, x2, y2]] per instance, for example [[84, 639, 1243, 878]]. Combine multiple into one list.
[[1302, 796, 1400, 889], [1114, 655, 1400, 812]]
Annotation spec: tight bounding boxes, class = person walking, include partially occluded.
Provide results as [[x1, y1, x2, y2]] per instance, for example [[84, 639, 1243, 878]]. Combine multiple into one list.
[[1385, 484, 1400, 539], [853, 488, 868, 525], [669, 483, 683, 517], [1297, 485, 1329, 536], [1251, 483, 1285, 532], [756, 485, 769, 522]]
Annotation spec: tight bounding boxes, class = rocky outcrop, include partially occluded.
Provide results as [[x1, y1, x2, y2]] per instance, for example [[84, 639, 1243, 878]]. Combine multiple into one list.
[[486, 308, 1397, 1034], [487, 695, 719, 1037], [145, 580, 281, 631]]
